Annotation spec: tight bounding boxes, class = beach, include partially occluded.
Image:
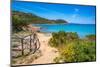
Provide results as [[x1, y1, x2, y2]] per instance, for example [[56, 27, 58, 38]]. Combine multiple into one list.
[[31, 32, 59, 64], [27, 25, 59, 64]]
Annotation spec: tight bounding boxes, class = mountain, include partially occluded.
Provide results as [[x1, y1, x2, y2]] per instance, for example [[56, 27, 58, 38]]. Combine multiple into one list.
[[12, 11, 68, 24]]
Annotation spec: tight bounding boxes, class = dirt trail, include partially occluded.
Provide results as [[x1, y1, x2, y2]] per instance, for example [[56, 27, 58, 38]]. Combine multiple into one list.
[[32, 33, 59, 64]]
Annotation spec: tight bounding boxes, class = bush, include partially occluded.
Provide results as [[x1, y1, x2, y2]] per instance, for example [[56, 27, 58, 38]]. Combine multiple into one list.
[[86, 34, 96, 41], [12, 15, 28, 32], [49, 31, 79, 47], [50, 31, 96, 63], [56, 40, 96, 63]]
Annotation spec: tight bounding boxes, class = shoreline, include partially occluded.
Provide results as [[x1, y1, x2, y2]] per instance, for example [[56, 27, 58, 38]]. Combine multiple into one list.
[[28, 24, 95, 39], [28, 24, 41, 32]]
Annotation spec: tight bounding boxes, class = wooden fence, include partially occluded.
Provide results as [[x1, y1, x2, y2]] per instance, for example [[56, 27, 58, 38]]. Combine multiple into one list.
[[11, 33, 40, 57]]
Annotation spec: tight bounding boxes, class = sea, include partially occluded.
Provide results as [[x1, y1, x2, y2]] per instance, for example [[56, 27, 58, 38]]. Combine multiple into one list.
[[32, 23, 96, 38]]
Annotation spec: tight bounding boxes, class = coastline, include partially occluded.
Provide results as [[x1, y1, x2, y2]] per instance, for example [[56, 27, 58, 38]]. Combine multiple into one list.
[[27, 24, 41, 32], [30, 23, 95, 38]]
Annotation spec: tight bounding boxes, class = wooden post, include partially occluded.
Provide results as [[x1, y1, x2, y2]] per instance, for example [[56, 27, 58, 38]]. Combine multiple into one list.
[[30, 35, 32, 52], [33, 33, 35, 42], [33, 33, 35, 40], [21, 38, 24, 55]]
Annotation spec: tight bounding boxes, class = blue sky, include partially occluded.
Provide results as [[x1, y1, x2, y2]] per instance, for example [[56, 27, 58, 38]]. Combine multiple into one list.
[[12, 1, 96, 24]]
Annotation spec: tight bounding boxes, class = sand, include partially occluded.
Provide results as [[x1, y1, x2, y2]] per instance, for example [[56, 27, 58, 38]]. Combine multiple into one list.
[[31, 33, 59, 64]]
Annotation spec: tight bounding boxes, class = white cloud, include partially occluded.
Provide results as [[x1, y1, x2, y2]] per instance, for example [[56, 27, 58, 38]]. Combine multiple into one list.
[[72, 14, 77, 18], [74, 8, 79, 12], [69, 8, 80, 21]]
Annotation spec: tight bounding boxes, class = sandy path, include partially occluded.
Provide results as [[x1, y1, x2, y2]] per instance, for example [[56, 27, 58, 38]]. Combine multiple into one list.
[[32, 33, 59, 64]]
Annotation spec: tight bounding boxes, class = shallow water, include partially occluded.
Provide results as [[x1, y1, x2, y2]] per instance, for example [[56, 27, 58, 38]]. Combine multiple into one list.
[[32, 24, 96, 37]]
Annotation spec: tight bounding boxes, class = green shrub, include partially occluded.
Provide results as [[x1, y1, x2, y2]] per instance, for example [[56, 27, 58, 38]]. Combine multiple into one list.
[[51, 31, 96, 63], [57, 40, 96, 62], [12, 15, 28, 32], [49, 31, 79, 47], [86, 34, 96, 41]]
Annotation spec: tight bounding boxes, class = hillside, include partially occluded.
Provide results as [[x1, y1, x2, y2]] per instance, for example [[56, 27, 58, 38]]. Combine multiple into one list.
[[12, 11, 68, 32], [12, 11, 68, 24]]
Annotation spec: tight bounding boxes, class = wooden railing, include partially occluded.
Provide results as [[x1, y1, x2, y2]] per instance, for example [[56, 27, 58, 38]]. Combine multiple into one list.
[[11, 33, 40, 57]]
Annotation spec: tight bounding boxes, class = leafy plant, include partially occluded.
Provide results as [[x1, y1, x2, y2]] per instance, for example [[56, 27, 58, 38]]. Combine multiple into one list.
[[49, 31, 79, 47], [58, 40, 96, 62], [50, 31, 96, 63]]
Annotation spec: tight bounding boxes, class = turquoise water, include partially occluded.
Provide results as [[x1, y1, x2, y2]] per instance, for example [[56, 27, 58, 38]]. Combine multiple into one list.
[[32, 24, 96, 37]]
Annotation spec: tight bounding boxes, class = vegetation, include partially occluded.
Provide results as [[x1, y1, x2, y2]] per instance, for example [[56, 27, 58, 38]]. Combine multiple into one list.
[[49, 31, 79, 47], [49, 31, 96, 63], [12, 14, 29, 32], [86, 34, 96, 41], [12, 10, 96, 63], [12, 11, 68, 32]]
